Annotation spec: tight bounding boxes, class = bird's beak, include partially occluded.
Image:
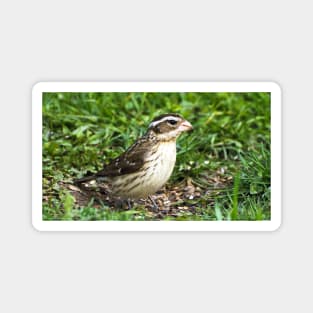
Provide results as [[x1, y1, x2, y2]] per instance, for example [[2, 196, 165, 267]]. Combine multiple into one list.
[[178, 120, 193, 132]]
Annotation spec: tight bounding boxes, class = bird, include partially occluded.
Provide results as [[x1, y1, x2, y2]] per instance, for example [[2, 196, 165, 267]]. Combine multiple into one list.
[[74, 113, 193, 209]]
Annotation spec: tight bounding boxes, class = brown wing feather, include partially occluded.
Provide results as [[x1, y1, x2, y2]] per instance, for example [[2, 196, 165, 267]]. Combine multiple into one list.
[[95, 136, 155, 177]]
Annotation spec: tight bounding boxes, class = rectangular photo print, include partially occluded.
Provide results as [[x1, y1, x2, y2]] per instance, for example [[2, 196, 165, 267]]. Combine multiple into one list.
[[32, 82, 281, 231]]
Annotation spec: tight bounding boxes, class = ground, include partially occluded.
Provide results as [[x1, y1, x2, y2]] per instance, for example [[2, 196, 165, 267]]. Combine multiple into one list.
[[59, 166, 232, 220]]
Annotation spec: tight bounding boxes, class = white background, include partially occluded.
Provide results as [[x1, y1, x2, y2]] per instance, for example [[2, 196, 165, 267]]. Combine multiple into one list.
[[0, 0, 311, 312]]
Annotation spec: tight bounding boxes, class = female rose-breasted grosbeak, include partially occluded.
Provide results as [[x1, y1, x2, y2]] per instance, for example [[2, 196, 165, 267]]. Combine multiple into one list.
[[75, 113, 193, 206]]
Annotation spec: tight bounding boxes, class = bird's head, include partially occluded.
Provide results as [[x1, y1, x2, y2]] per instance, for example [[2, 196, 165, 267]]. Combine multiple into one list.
[[148, 113, 193, 141]]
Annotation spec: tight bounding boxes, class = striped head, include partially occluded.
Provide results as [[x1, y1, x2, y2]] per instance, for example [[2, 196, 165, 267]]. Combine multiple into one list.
[[148, 113, 193, 141]]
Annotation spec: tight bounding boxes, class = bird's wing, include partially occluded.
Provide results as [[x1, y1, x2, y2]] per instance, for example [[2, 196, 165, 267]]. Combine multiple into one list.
[[95, 136, 155, 177]]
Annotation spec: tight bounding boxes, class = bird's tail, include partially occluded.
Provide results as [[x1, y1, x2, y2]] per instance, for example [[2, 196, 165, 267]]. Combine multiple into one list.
[[74, 175, 97, 185]]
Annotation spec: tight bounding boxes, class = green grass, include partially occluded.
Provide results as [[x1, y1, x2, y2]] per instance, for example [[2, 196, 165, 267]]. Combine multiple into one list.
[[42, 92, 271, 221]]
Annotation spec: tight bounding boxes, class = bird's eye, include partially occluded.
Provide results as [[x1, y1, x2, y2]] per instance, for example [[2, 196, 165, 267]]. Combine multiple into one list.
[[167, 119, 177, 125]]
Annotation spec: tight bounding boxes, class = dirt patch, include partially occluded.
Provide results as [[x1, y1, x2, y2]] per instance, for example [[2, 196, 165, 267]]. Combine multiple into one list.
[[59, 168, 233, 219]]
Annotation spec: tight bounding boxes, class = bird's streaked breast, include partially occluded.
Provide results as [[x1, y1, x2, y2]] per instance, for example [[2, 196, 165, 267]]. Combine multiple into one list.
[[112, 141, 177, 199]]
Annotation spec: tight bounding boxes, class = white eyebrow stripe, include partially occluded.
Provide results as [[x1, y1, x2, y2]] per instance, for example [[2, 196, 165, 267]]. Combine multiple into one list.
[[149, 116, 180, 128]]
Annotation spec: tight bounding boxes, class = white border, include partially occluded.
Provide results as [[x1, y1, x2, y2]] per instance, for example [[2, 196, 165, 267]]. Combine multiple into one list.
[[32, 82, 281, 231]]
